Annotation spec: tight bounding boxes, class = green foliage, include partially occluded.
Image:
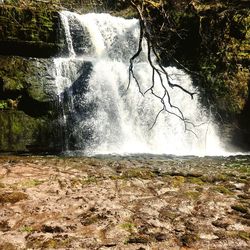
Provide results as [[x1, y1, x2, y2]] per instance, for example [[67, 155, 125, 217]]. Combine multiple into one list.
[[121, 222, 136, 233], [0, 101, 8, 109], [213, 185, 232, 195]]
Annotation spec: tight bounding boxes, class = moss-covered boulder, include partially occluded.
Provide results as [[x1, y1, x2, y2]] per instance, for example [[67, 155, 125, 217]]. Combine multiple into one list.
[[0, 5, 65, 57], [0, 55, 63, 153], [0, 56, 58, 109], [0, 110, 62, 152]]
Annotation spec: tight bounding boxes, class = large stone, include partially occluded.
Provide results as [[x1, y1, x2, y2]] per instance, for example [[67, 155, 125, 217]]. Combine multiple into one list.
[[0, 56, 58, 103], [0, 55, 63, 153], [0, 110, 62, 152]]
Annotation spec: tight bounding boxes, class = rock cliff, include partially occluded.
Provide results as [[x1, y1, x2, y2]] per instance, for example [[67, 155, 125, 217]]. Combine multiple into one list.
[[0, 4, 65, 153]]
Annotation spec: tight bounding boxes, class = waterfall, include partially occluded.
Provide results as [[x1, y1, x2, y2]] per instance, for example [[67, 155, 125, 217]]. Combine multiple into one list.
[[53, 11, 227, 156]]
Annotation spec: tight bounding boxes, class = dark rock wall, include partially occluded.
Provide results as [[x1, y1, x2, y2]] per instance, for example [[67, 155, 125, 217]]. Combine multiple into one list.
[[0, 4, 65, 153], [188, 0, 249, 149], [137, 0, 249, 150], [0, 5, 65, 57]]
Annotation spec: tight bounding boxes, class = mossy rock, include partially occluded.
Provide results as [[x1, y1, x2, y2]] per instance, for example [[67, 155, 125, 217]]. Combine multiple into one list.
[[0, 5, 65, 57], [213, 185, 233, 195], [121, 168, 156, 179], [0, 56, 59, 110], [0, 110, 62, 153]]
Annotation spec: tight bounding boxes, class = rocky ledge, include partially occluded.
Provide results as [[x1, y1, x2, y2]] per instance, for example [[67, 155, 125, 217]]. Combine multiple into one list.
[[0, 5, 65, 58], [0, 155, 249, 249]]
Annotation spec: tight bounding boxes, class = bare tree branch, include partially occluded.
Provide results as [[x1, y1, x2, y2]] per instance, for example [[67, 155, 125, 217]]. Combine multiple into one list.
[[127, 1, 199, 132]]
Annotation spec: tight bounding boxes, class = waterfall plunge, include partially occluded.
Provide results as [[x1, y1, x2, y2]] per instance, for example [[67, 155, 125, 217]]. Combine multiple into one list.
[[53, 11, 227, 156]]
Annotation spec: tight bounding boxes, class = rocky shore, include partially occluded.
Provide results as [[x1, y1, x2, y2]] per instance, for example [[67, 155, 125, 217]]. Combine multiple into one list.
[[0, 155, 249, 249]]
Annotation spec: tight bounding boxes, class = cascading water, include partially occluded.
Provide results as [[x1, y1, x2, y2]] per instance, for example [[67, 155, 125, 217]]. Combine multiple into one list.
[[53, 11, 227, 156]]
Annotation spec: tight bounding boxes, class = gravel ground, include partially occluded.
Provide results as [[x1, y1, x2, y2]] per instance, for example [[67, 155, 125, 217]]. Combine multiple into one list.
[[0, 155, 249, 249]]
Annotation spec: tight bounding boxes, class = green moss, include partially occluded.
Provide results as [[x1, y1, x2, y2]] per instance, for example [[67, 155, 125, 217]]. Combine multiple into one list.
[[81, 176, 98, 185], [0, 57, 29, 94], [121, 168, 156, 180], [121, 222, 136, 233], [201, 174, 228, 183], [172, 176, 185, 187], [237, 166, 250, 174], [238, 231, 250, 241], [0, 100, 8, 109], [226, 230, 250, 241], [214, 174, 229, 182], [45, 239, 57, 249], [11, 121, 22, 134], [187, 177, 204, 185], [0, 5, 64, 57], [0, 109, 61, 152], [20, 225, 33, 233], [213, 185, 233, 195], [183, 191, 200, 200], [15, 179, 44, 188]]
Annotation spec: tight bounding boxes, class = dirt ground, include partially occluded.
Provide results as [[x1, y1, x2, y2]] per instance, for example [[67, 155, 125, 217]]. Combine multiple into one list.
[[0, 155, 249, 249]]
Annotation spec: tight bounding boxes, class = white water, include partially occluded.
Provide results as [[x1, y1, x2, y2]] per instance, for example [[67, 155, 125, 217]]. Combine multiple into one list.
[[54, 11, 228, 156]]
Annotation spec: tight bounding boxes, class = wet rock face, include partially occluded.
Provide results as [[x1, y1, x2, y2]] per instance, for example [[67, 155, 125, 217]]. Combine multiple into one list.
[[0, 57, 58, 103], [0, 5, 65, 58], [0, 56, 62, 152], [191, 0, 250, 149], [0, 110, 63, 153], [0, 56, 63, 153], [0, 4, 67, 153]]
